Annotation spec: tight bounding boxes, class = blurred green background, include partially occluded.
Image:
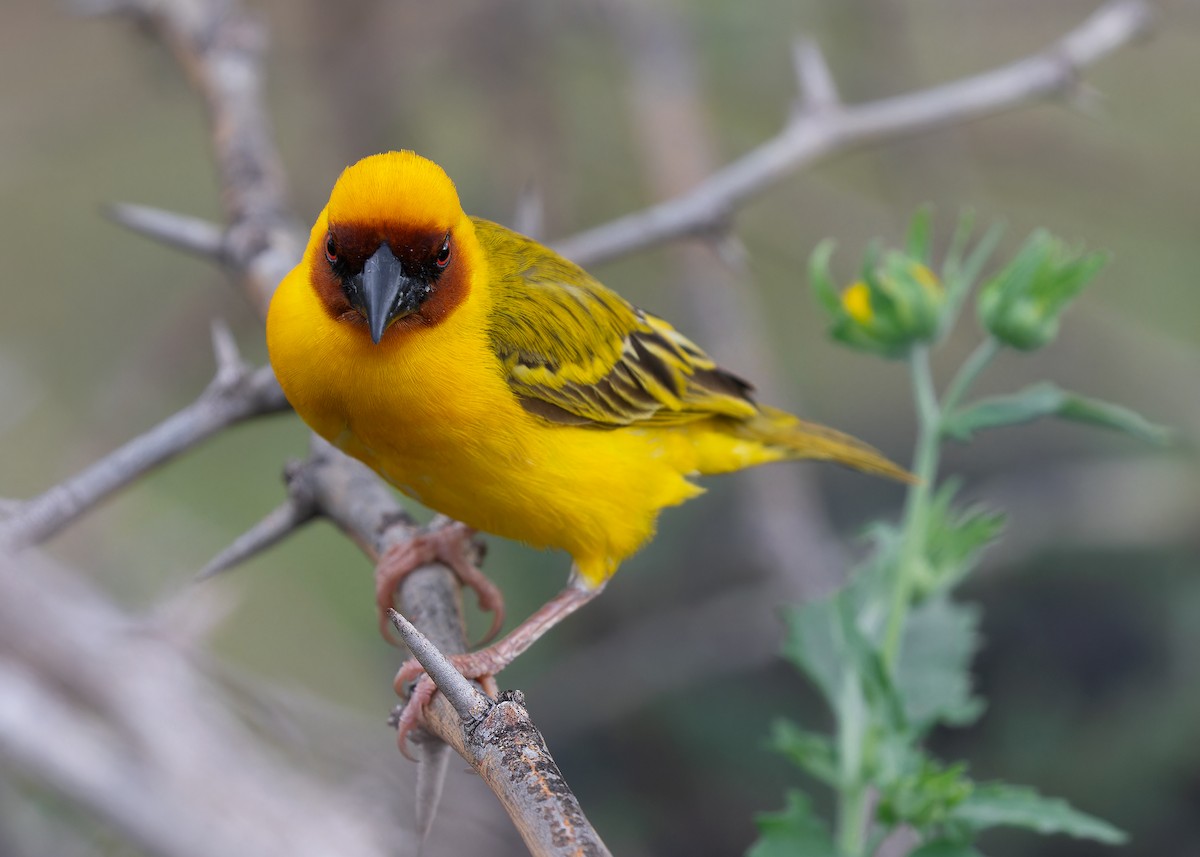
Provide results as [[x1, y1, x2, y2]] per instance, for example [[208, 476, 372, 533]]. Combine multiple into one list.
[[2, 0, 1198, 855]]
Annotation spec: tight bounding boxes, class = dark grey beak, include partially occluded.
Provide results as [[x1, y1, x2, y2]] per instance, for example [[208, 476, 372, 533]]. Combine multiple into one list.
[[355, 243, 428, 344]]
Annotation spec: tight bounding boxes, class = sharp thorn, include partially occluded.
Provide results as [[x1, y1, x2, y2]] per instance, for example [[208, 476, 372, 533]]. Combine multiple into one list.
[[791, 35, 840, 114], [106, 202, 226, 261], [386, 609, 490, 723], [210, 319, 245, 387], [196, 498, 316, 581]]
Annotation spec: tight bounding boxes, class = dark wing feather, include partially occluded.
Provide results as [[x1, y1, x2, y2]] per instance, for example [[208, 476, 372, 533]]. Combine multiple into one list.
[[475, 218, 756, 428]]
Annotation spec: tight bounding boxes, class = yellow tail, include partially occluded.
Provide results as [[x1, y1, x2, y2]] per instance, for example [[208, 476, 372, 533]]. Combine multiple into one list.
[[741, 405, 915, 483]]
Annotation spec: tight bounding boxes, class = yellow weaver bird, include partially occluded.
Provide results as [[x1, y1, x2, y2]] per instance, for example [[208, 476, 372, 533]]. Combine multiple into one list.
[[267, 151, 909, 747]]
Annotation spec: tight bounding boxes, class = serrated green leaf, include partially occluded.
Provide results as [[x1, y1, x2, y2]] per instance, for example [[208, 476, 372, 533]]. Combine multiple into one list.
[[783, 589, 907, 727], [878, 755, 974, 829], [854, 521, 903, 606], [833, 592, 917, 790], [783, 589, 913, 792], [949, 783, 1127, 844], [895, 598, 985, 732], [920, 481, 1005, 595], [943, 382, 1172, 446], [782, 597, 845, 712], [770, 720, 838, 786], [747, 791, 839, 857], [840, 598, 908, 739], [909, 841, 983, 857]]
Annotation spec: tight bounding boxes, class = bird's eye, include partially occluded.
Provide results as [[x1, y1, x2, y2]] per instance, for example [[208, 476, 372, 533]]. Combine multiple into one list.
[[325, 234, 338, 264], [435, 235, 451, 268]]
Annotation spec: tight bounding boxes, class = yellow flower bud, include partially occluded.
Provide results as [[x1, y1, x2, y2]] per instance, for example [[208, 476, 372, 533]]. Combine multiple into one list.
[[842, 282, 874, 324]]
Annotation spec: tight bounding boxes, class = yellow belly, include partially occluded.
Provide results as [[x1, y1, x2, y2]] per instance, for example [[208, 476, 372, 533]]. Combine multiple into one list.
[[321, 378, 706, 585]]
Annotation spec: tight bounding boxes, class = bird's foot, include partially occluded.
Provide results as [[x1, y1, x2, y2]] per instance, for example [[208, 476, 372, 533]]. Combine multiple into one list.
[[389, 583, 602, 759], [391, 647, 511, 759], [375, 521, 504, 645]]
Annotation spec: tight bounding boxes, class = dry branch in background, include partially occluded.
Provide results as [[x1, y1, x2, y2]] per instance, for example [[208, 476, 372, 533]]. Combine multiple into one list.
[[0, 322, 289, 551], [0, 0, 1154, 854], [554, 0, 1153, 267], [0, 550, 392, 857], [75, 0, 300, 315]]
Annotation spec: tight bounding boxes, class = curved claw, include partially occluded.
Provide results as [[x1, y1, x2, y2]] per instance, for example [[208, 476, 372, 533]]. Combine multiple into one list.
[[393, 675, 439, 761], [391, 653, 501, 761], [389, 581, 601, 762], [374, 525, 505, 647], [471, 579, 505, 647]]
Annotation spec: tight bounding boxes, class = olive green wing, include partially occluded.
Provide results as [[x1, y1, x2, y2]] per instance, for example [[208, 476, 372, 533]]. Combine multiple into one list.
[[475, 218, 757, 428]]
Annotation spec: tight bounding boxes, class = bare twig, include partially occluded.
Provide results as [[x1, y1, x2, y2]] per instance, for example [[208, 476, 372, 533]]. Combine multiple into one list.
[[274, 438, 466, 841], [554, 0, 1153, 267], [106, 203, 226, 262], [389, 604, 613, 857], [82, 0, 301, 316], [792, 36, 841, 114], [0, 327, 289, 551], [196, 493, 317, 580]]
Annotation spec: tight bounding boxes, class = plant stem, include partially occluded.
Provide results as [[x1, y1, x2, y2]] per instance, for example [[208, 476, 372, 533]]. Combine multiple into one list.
[[880, 338, 999, 671], [882, 346, 941, 670], [941, 337, 1000, 416], [835, 638, 870, 856], [844, 340, 1000, 849], [838, 780, 871, 856]]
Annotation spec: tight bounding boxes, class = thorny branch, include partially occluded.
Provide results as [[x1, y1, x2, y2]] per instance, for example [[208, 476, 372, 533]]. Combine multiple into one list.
[[0, 322, 289, 551], [389, 610, 611, 857], [1, 0, 1154, 854], [0, 550, 393, 857], [554, 0, 1153, 267], [75, 0, 300, 315]]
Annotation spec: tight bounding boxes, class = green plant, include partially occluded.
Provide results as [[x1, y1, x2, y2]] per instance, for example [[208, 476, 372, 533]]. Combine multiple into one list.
[[750, 211, 1171, 857]]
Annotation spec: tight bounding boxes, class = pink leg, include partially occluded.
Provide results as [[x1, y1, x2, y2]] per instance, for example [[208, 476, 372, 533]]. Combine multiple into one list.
[[393, 579, 603, 757], [375, 521, 505, 645]]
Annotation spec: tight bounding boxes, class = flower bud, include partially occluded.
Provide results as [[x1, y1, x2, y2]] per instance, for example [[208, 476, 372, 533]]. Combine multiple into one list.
[[811, 241, 945, 358], [977, 230, 1107, 351]]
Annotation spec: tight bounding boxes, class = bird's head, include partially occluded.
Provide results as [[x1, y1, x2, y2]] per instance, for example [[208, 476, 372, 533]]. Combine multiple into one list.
[[309, 151, 474, 344]]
